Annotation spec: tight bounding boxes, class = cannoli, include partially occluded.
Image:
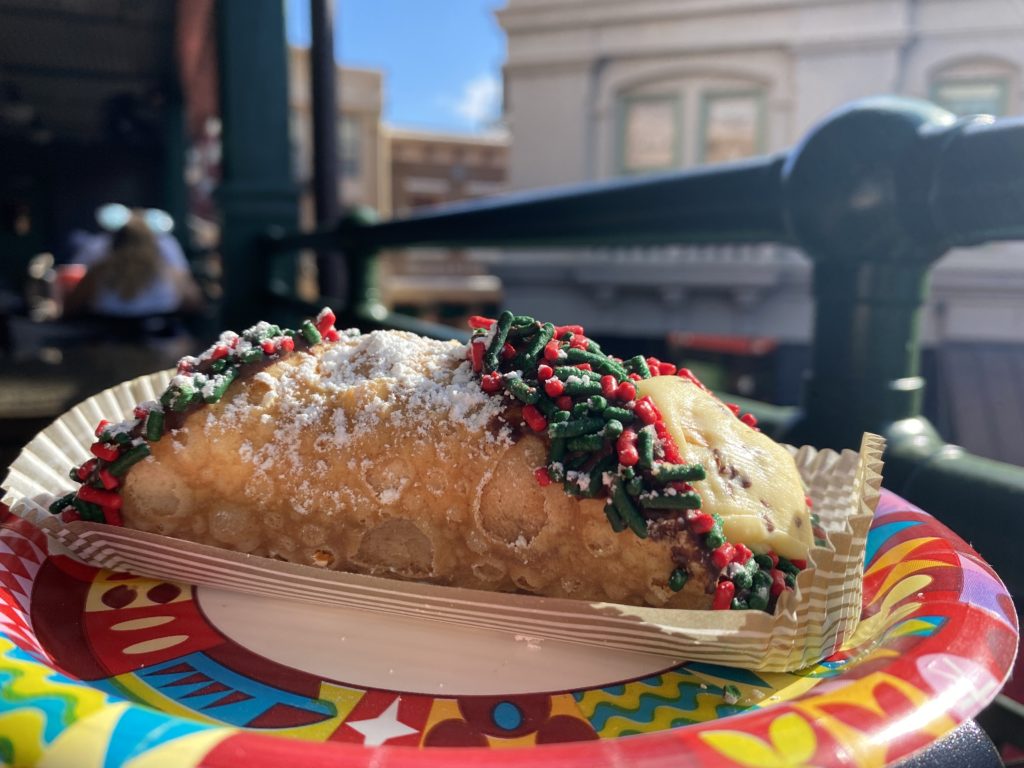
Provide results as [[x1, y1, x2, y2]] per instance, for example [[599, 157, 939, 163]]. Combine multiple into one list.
[[52, 309, 819, 611]]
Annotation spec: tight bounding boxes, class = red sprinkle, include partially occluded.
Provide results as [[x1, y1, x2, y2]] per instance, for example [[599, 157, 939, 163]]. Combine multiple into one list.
[[658, 362, 677, 376], [544, 378, 565, 397], [733, 543, 753, 565], [805, 495, 814, 509], [78, 485, 122, 509], [616, 429, 639, 466], [634, 396, 660, 425], [98, 469, 120, 490], [279, 336, 296, 351], [711, 543, 736, 570], [261, 340, 277, 354], [770, 569, 787, 597], [60, 509, 81, 523], [103, 506, 123, 526], [646, 357, 662, 372], [323, 329, 340, 342], [628, 373, 642, 381], [133, 405, 148, 419], [94, 420, 111, 438], [76, 459, 98, 481], [740, 412, 758, 428], [501, 342, 516, 360], [470, 341, 485, 373], [600, 375, 617, 398], [468, 315, 496, 329], [211, 344, 230, 360], [713, 580, 736, 610], [543, 340, 562, 362], [727, 403, 742, 415], [481, 372, 502, 393], [534, 467, 552, 486], [537, 364, 554, 381], [316, 308, 336, 334], [654, 421, 683, 463], [789, 558, 807, 570], [575, 363, 592, 371], [569, 335, 589, 350], [768, 552, 779, 567], [616, 381, 637, 401], [555, 325, 584, 338], [521, 404, 548, 433], [90, 443, 120, 462], [686, 510, 715, 534], [555, 395, 573, 411]]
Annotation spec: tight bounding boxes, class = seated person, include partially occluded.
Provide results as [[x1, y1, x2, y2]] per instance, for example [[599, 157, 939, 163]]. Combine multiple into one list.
[[64, 214, 202, 320]]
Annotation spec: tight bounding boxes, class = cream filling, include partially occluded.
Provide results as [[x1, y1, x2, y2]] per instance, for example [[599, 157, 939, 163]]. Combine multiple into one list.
[[637, 376, 812, 560]]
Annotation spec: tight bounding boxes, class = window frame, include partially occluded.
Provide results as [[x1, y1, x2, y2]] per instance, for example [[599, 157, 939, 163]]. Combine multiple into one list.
[[929, 76, 1010, 117], [697, 89, 767, 166], [616, 92, 683, 175]]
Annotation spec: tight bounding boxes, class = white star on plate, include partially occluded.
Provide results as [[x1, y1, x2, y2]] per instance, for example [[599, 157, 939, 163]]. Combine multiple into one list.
[[347, 698, 418, 747]]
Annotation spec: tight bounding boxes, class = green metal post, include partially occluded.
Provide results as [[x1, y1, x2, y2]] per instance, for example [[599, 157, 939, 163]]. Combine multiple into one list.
[[215, 0, 299, 330]]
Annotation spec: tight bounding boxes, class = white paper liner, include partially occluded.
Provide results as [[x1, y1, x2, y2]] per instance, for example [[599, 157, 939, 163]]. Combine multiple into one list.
[[2, 370, 884, 672]]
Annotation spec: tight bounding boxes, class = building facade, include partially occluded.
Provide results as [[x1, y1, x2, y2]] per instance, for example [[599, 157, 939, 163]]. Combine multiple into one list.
[[495, 0, 1024, 343]]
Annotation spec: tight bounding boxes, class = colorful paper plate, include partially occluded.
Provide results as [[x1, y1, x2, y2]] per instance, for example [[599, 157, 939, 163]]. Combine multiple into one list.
[[0, 490, 1017, 767]]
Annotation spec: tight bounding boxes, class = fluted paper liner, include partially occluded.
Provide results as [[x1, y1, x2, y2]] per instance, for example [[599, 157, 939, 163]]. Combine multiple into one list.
[[3, 371, 884, 671]]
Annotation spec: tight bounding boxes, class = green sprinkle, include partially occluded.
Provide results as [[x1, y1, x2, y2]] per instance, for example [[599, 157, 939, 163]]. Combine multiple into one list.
[[512, 314, 535, 326], [549, 410, 570, 423], [565, 453, 590, 470], [107, 443, 151, 476], [535, 397, 559, 418], [603, 501, 626, 533], [586, 340, 603, 353], [564, 348, 628, 377], [162, 382, 197, 412], [111, 431, 131, 445], [732, 568, 753, 591], [563, 378, 602, 397], [777, 557, 800, 576], [748, 587, 770, 611], [68, 466, 80, 481], [626, 476, 643, 496], [567, 435, 604, 452], [730, 597, 749, 610], [641, 492, 702, 510], [504, 375, 539, 404], [49, 493, 76, 515], [571, 402, 590, 418], [611, 480, 648, 539], [752, 569, 772, 590], [602, 419, 624, 439], [300, 320, 322, 345], [669, 568, 688, 591], [549, 438, 566, 463], [145, 410, 165, 441], [203, 367, 239, 404], [603, 406, 634, 422], [211, 358, 227, 373], [240, 347, 264, 364], [587, 395, 608, 412], [784, 572, 796, 588], [624, 355, 651, 378], [72, 497, 105, 522], [484, 311, 513, 372], [553, 366, 601, 381], [620, 467, 636, 481], [706, 530, 726, 549], [722, 685, 742, 705], [753, 554, 774, 571], [513, 322, 554, 371], [636, 428, 655, 468], [652, 463, 706, 482], [548, 417, 605, 439], [589, 455, 616, 492], [507, 322, 538, 340]]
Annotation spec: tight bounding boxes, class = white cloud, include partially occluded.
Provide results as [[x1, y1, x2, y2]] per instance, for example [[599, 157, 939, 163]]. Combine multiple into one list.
[[454, 73, 502, 127]]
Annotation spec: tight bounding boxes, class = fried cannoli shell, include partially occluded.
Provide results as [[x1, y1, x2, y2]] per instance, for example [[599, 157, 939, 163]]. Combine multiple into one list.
[[121, 332, 720, 609]]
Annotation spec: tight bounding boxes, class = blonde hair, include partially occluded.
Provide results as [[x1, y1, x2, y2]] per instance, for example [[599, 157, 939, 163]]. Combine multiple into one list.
[[91, 214, 164, 300]]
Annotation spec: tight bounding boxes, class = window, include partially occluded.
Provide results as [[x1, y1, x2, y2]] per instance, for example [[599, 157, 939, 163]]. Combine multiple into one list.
[[338, 115, 361, 177], [619, 95, 680, 173], [699, 92, 764, 164], [932, 79, 1008, 117]]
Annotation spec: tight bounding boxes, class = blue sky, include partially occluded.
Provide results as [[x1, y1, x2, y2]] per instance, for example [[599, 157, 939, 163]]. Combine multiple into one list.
[[286, 0, 507, 135]]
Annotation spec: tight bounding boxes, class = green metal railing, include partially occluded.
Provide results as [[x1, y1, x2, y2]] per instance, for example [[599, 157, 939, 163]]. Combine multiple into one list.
[[261, 96, 1024, 598]]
